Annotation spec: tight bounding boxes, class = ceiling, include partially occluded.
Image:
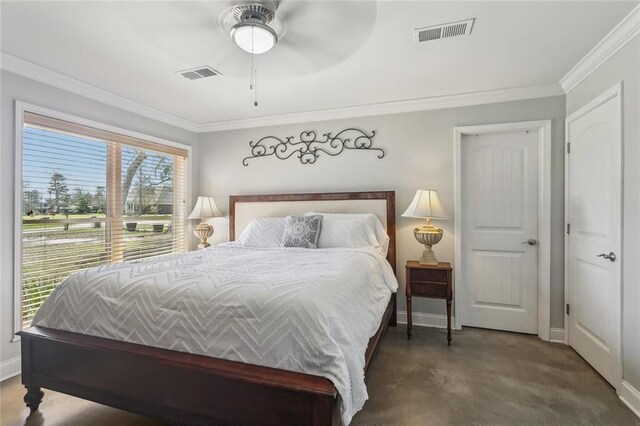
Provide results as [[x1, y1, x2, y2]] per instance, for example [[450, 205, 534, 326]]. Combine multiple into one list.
[[1, 1, 637, 129]]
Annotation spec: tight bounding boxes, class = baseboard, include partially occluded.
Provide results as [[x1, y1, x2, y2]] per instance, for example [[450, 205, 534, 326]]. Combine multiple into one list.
[[397, 310, 460, 330], [549, 327, 566, 344], [621, 380, 640, 418], [0, 356, 21, 382]]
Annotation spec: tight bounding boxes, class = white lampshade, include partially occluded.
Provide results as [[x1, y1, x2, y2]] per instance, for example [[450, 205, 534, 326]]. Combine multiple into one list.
[[188, 196, 223, 220], [402, 189, 448, 220], [231, 22, 277, 54]]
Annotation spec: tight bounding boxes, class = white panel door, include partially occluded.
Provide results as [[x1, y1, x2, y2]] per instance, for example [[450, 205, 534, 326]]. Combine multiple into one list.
[[566, 87, 621, 389], [461, 131, 539, 333]]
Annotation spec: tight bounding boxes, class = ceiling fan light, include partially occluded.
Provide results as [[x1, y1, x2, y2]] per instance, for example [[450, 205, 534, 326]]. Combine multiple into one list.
[[231, 22, 277, 54]]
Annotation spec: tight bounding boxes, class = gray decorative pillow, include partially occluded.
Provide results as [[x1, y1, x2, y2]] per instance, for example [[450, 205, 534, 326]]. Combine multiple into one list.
[[281, 215, 323, 248]]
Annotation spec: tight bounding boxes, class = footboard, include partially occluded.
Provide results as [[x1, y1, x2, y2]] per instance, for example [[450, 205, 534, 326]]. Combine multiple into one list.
[[19, 294, 395, 425], [18, 326, 339, 426]]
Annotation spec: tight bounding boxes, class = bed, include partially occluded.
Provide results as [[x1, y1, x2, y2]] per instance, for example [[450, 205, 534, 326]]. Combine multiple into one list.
[[18, 191, 397, 425]]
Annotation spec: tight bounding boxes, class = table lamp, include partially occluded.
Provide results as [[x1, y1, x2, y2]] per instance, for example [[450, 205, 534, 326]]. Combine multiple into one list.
[[188, 196, 223, 249], [402, 189, 448, 265]]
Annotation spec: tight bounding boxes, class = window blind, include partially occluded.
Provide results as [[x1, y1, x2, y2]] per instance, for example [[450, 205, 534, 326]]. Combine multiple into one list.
[[21, 112, 188, 326]]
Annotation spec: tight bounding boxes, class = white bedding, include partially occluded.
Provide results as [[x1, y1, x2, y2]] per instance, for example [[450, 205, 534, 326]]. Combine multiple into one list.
[[32, 244, 398, 424]]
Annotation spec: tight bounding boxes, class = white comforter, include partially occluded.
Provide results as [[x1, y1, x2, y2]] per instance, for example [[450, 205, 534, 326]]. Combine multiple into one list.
[[33, 244, 398, 424]]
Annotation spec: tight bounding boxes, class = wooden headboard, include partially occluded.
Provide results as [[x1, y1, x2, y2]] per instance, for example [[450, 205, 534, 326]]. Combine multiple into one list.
[[229, 191, 396, 272]]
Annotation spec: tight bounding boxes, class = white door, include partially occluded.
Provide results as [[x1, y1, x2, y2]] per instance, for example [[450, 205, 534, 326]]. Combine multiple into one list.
[[566, 85, 621, 389], [461, 130, 539, 333]]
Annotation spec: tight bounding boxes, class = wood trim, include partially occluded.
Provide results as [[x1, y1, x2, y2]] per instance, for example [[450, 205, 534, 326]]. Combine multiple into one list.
[[560, 5, 640, 93], [453, 121, 552, 340], [173, 155, 188, 251], [13, 101, 194, 334], [106, 143, 123, 262], [396, 310, 459, 330], [549, 327, 566, 344], [564, 82, 624, 383], [229, 191, 396, 273], [1, 53, 562, 133], [196, 84, 563, 132], [0, 356, 21, 381], [24, 111, 188, 157], [620, 380, 640, 418], [13, 101, 26, 341], [2, 53, 199, 132]]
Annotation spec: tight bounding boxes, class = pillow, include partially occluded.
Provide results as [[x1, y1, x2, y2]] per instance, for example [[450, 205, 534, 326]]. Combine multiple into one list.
[[305, 213, 389, 255], [237, 217, 286, 247], [281, 215, 323, 248]]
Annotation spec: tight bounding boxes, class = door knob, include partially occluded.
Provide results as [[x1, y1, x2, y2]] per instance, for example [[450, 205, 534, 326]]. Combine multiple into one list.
[[597, 252, 616, 262], [521, 239, 537, 246]]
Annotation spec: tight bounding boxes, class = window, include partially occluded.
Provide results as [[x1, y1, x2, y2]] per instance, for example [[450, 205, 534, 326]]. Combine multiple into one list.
[[19, 110, 189, 327]]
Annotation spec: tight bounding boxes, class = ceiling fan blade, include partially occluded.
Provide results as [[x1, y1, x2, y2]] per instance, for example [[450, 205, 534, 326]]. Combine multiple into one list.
[[277, 1, 311, 22], [269, 40, 344, 75], [278, 34, 340, 60], [120, 2, 222, 32], [115, 0, 376, 80], [115, 2, 238, 66]]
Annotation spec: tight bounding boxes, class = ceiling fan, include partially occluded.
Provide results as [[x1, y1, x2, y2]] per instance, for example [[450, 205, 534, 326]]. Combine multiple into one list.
[[119, 1, 376, 79], [218, 1, 286, 55]]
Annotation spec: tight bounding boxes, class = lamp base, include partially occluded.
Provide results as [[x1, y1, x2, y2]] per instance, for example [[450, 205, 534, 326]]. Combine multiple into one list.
[[193, 221, 214, 250], [413, 219, 443, 266], [419, 245, 439, 265]]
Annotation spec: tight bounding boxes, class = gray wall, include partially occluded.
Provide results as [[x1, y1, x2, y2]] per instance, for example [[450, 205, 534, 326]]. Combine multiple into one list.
[[197, 96, 567, 328], [566, 36, 640, 391], [0, 70, 198, 373]]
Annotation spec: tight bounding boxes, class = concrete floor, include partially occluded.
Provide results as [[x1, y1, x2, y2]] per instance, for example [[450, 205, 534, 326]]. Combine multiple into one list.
[[1, 326, 638, 425]]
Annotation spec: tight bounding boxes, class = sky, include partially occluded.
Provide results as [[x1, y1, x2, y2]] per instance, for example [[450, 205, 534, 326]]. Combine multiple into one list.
[[23, 126, 174, 208], [23, 127, 107, 199]]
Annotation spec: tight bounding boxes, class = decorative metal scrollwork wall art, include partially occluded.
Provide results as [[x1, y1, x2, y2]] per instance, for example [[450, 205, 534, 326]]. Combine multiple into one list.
[[242, 128, 384, 166]]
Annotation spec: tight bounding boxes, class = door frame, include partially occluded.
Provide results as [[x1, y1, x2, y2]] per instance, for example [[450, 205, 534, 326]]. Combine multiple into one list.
[[454, 120, 552, 341], [564, 83, 623, 386]]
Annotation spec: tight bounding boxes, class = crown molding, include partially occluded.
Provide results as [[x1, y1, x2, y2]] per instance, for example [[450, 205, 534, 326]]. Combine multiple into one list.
[[0, 52, 200, 132], [3, 5, 638, 134], [1, 52, 564, 135], [197, 83, 564, 132], [560, 4, 640, 93]]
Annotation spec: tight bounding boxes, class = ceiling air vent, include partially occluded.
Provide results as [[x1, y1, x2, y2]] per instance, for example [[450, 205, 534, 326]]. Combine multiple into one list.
[[177, 66, 221, 80], [415, 18, 475, 43]]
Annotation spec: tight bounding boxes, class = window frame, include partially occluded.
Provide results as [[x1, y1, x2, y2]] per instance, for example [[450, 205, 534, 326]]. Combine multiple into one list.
[[13, 101, 193, 340]]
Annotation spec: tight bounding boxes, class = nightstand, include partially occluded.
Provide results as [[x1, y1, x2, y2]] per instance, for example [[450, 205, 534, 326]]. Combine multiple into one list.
[[405, 261, 453, 344]]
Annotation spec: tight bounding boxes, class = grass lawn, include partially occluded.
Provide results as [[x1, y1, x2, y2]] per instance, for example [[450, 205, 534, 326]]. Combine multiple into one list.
[[23, 216, 102, 230], [21, 217, 178, 325], [23, 213, 171, 230]]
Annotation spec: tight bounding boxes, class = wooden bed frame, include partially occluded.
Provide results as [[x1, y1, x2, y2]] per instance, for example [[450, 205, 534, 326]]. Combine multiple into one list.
[[18, 191, 397, 425]]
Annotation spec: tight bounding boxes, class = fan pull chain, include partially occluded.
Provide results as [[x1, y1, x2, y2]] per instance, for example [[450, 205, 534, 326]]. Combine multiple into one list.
[[248, 26, 258, 107], [249, 53, 254, 91], [253, 67, 258, 107]]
